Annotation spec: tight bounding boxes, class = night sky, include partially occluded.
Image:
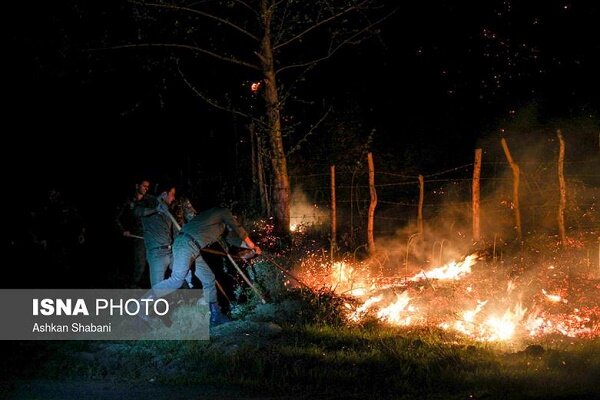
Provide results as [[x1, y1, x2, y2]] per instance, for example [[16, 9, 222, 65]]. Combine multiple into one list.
[[5, 0, 599, 220]]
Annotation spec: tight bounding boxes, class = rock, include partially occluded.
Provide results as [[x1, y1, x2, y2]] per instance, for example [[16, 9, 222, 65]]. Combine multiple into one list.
[[524, 344, 544, 356]]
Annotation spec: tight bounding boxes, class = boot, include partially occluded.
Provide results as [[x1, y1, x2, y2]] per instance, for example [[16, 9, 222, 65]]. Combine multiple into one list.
[[136, 291, 172, 328], [209, 302, 231, 327]]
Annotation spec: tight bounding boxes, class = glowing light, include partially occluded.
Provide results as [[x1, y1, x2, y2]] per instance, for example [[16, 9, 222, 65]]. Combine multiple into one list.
[[293, 244, 600, 342], [409, 254, 477, 281], [376, 292, 414, 325], [542, 289, 567, 303], [250, 81, 261, 92]]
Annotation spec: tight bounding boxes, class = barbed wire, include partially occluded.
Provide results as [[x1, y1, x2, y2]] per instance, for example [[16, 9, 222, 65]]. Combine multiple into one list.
[[424, 163, 474, 178]]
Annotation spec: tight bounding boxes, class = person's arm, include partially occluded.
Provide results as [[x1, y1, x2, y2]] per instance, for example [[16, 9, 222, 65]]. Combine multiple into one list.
[[221, 208, 261, 254], [220, 208, 248, 240], [115, 200, 133, 237], [181, 198, 197, 223], [133, 197, 159, 218], [243, 236, 261, 255]]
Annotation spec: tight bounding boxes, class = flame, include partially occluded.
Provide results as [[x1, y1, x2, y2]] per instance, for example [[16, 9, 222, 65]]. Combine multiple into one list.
[[348, 295, 383, 322], [483, 303, 527, 341], [376, 292, 415, 325], [332, 261, 354, 285], [293, 246, 599, 342], [409, 254, 477, 281], [442, 302, 528, 341], [542, 289, 567, 303]]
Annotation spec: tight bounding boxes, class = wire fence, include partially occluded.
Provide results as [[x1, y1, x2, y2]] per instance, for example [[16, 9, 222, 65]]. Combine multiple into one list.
[[288, 155, 600, 242]]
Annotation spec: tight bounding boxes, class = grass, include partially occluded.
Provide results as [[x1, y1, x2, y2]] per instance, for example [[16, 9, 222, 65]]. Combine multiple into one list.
[[5, 323, 599, 399]]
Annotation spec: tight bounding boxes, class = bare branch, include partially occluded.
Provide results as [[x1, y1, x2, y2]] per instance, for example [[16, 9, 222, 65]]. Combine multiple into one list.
[[286, 106, 332, 156], [232, 0, 260, 16], [273, 1, 369, 51], [176, 60, 267, 127], [274, 0, 292, 44], [275, 8, 395, 75], [278, 63, 316, 107], [253, 50, 267, 64], [132, 1, 259, 41], [92, 43, 260, 70]]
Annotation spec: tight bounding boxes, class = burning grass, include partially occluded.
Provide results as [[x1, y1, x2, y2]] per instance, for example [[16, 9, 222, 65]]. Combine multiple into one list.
[[286, 232, 600, 344]]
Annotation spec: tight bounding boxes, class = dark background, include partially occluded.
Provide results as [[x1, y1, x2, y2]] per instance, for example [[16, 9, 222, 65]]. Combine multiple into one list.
[[4, 0, 599, 287]]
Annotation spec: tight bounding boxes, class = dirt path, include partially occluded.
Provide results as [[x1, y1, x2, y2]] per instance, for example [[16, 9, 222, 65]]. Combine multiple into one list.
[[3, 379, 279, 400]]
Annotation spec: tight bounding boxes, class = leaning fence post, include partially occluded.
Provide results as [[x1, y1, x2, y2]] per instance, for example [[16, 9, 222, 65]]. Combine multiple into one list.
[[367, 152, 377, 254], [472, 148, 482, 242], [501, 138, 522, 241]]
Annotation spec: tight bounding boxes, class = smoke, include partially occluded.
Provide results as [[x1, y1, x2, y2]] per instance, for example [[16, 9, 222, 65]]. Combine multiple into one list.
[[475, 107, 600, 237], [289, 186, 329, 232], [366, 106, 599, 275]]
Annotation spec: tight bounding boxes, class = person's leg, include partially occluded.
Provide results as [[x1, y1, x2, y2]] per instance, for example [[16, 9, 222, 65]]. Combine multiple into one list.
[[147, 247, 172, 288], [193, 255, 217, 303], [194, 255, 229, 326], [184, 270, 194, 288], [151, 237, 199, 298]]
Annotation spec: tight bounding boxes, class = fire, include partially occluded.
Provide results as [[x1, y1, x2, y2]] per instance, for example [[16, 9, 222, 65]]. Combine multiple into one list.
[[409, 254, 477, 281], [439, 301, 528, 341], [294, 246, 600, 342], [482, 303, 527, 341], [542, 289, 567, 303], [347, 295, 382, 322], [376, 292, 416, 325]]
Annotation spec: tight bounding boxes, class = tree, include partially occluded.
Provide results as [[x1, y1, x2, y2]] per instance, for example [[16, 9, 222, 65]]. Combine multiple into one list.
[[114, 0, 394, 233]]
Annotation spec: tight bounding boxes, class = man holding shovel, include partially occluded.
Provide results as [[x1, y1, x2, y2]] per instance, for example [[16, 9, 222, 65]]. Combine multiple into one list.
[[134, 183, 179, 288], [147, 206, 261, 327]]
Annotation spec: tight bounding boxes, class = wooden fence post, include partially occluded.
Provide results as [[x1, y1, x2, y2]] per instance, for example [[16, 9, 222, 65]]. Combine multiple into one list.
[[472, 149, 482, 242], [501, 138, 522, 241], [367, 153, 377, 254], [418, 175, 424, 236], [557, 130, 567, 245], [330, 165, 337, 260]]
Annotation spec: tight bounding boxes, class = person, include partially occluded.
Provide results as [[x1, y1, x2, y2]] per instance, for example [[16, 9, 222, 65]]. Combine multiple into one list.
[[147, 206, 261, 327], [115, 179, 150, 288], [134, 184, 178, 287], [172, 197, 198, 227]]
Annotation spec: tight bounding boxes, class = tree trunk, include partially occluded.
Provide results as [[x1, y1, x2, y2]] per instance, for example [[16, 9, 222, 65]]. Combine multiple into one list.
[[259, 2, 290, 233], [330, 165, 337, 261], [249, 122, 258, 209], [250, 123, 271, 215]]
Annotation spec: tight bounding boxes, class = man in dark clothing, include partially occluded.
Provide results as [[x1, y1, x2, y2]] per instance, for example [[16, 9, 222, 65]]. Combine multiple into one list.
[[115, 179, 150, 288], [134, 186, 177, 287], [149, 207, 261, 327]]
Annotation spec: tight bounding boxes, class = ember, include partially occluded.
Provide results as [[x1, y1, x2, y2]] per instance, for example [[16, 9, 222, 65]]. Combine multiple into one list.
[[295, 246, 600, 342]]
